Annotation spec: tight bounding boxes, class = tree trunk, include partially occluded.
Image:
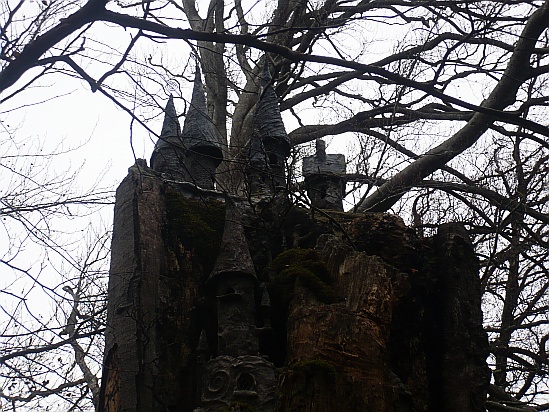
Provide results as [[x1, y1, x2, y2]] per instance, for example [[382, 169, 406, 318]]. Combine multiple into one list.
[[98, 163, 489, 412]]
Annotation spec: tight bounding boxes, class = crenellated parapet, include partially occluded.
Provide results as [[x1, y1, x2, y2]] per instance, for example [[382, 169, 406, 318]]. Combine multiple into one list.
[[302, 139, 346, 211]]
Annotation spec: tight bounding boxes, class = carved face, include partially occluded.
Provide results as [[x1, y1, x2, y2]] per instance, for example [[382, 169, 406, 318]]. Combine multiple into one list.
[[201, 355, 276, 410]]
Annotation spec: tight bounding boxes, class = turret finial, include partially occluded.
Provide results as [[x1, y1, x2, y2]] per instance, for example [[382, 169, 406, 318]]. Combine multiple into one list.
[[160, 95, 180, 143], [181, 65, 223, 163]]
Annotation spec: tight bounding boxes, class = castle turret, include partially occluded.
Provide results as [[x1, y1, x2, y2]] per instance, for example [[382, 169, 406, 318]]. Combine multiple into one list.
[[182, 65, 223, 189], [302, 139, 346, 211], [150, 95, 187, 180], [199, 198, 276, 411], [206, 197, 258, 356], [247, 61, 291, 195]]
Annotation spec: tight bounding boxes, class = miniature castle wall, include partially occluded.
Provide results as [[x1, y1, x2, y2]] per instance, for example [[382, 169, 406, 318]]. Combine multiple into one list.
[[98, 163, 490, 412], [98, 63, 489, 412]]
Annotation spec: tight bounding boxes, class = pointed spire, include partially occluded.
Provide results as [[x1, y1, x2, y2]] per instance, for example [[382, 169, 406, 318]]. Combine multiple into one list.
[[162, 95, 180, 139], [153, 95, 182, 150], [260, 286, 271, 308], [252, 59, 290, 155], [182, 65, 223, 164], [150, 95, 188, 178], [196, 329, 210, 364], [207, 197, 257, 285], [197, 329, 210, 353], [258, 59, 273, 92]]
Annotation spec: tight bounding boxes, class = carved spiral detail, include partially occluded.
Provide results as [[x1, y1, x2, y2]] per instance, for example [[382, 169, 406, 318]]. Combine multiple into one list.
[[204, 370, 231, 401]]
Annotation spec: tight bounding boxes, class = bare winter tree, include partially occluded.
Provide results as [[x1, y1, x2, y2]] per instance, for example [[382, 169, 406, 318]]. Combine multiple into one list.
[[0, 128, 113, 410], [0, 228, 109, 410], [2, 0, 549, 410]]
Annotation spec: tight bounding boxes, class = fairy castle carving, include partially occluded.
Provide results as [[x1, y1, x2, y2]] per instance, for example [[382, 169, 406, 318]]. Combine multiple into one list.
[[98, 62, 490, 412], [151, 66, 223, 189]]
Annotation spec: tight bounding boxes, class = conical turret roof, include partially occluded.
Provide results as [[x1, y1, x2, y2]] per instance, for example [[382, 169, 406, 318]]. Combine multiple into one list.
[[150, 95, 187, 176], [207, 197, 257, 285], [196, 329, 209, 353], [182, 65, 223, 164], [252, 61, 290, 155], [154, 95, 182, 150], [249, 127, 266, 165]]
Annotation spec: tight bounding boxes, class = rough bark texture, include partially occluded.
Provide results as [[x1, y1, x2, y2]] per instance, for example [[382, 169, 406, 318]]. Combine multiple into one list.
[[98, 162, 226, 412], [425, 224, 490, 412], [98, 163, 489, 412]]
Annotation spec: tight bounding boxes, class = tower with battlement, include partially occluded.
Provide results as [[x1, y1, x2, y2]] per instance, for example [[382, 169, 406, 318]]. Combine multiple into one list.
[[302, 139, 346, 211]]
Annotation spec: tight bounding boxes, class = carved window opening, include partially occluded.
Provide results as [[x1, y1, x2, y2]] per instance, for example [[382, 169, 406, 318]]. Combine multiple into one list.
[[236, 372, 256, 391], [269, 153, 278, 166], [320, 186, 327, 199]]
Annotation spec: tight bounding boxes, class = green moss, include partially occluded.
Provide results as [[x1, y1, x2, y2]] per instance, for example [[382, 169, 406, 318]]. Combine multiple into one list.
[[165, 191, 225, 274], [268, 248, 339, 306], [288, 359, 336, 381]]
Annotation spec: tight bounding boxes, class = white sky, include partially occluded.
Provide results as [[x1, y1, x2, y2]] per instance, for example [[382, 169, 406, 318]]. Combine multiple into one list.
[[2, 2, 549, 410]]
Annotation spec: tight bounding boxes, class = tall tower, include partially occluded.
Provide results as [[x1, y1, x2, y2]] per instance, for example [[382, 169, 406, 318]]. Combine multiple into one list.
[[198, 198, 277, 412], [99, 69, 227, 412], [302, 139, 346, 211], [247, 62, 291, 195], [206, 198, 259, 356], [182, 66, 223, 190]]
